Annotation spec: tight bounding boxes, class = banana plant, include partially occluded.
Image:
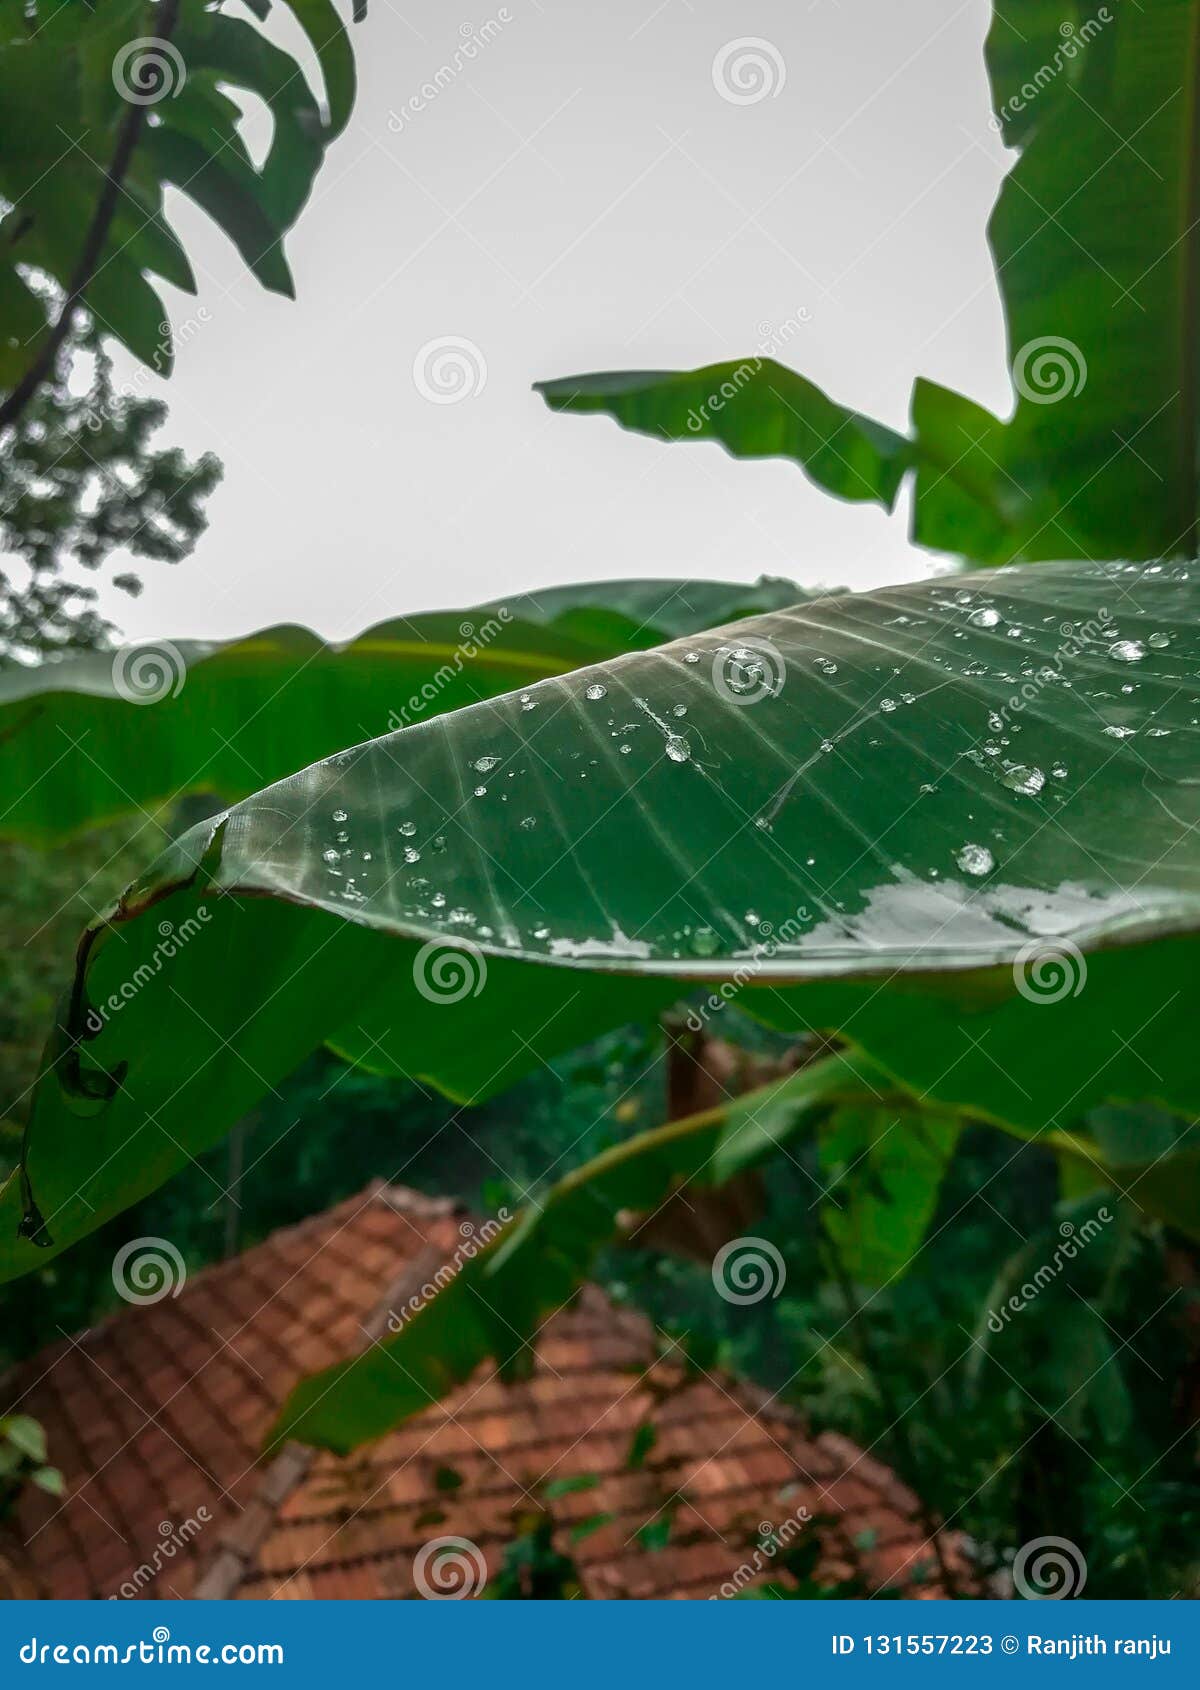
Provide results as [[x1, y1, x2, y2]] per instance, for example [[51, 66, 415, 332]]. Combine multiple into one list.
[[538, 0, 1200, 567], [0, 577, 801, 842], [7, 556, 1199, 1292]]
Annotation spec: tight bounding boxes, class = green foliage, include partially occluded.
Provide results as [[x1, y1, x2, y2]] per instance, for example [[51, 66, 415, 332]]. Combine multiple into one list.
[[0, 1413, 62, 1517], [0, 319, 220, 663], [0, 0, 358, 395], [539, 0, 1200, 567], [0, 577, 802, 844]]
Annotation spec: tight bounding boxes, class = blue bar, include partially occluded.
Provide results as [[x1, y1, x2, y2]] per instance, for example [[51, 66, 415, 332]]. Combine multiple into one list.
[[0, 1600, 1192, 1686]]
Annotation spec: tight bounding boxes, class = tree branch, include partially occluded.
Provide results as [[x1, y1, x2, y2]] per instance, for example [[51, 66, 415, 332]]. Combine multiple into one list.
[[0, 0, 182, 437]]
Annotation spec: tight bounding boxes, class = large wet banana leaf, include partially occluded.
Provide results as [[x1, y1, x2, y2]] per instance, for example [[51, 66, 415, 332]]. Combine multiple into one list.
[[0, 578, 798, 844], [539, 0, 1200, 565], [7, 558, 1200, 1284]]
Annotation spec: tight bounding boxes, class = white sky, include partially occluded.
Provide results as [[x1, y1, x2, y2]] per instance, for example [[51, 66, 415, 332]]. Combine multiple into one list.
[[106, 0, 1011, 643]]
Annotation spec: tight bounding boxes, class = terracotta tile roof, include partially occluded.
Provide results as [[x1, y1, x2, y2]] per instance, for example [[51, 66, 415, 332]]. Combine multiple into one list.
[[0, 1182, 963, 1600]]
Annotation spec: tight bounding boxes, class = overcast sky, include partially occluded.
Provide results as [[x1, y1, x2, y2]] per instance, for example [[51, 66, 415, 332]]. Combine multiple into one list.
[[107, 0, 1010, 643]]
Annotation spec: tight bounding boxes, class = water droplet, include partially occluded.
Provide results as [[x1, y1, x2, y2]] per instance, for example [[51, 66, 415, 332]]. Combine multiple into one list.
[[1104, 724, 1136, 739], [473, 785, 487, 796], [1051, 762, 1068, 778], [361, 851, 372, 862], [899, 691, 916, 704], [1146, 726, 1171, 737], [665, 735, 690, 763], [1109, 639, 1146, 663], [398, 821, 417, 837], [332, 809, 348, 823], [880, 698, 897, 713], [682, 651, 700, 665], [956, 843, 994, 877], [1148, 632, 1171, 649], [814, 658, 838, 676], [819, 739, 833, 754], [431, 892, 446, 909], [519, 816, 536, 830], [585, 683, 608, 701], [335, 830, 349, 844], [520, 694, 537, 712], [970, 607, 1001, 629], [745, 911, 762, 928], [1001, 763, 1045, 796], [690, 926, 720, 957], [431, 835, 446, 852], [619, 743, 632, 755], [322, 848, 340, 865], [672, 704, 687, 718], [473, 755, 500, 773]]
